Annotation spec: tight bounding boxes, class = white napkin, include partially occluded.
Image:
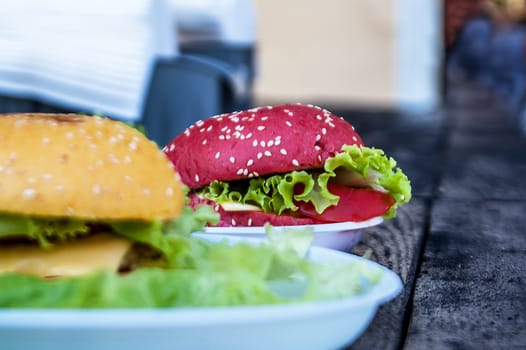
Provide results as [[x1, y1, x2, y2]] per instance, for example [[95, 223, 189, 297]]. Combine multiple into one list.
[[0, 0, 177, 122]]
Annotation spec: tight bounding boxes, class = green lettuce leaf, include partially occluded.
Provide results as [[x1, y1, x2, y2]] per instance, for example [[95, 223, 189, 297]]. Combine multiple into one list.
[[0, 227, 382, 308], [0, 203, 219, 266], [0, 215, 91, 249], [197, 145, 411, 219]]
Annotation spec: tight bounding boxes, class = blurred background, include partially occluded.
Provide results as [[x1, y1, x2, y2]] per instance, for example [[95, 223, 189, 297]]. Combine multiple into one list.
[[0, 0, 525, 146]]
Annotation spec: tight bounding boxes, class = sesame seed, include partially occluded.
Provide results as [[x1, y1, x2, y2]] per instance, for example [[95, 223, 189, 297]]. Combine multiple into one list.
[[0, 166, 3, 173], [243, 169, 248, 176], [253, 171, 259, 177], [124, 175, 132, 182], [41, 173, 53, 180], [316, 134, 321, 141], [108, 154, 119, 164], [27, 177, 36, 184], [264, 151, 272, 157], [285, 121, 292, 127], [215, 152, 221, 159], [22, 188, 36, 199], [252, 140, 258, 147], [231, 219, 237, 226], [246, 132, 253, 139], [169, 144, 175, 151], [268, 140, 274, 147], [237, 169, 244, 175], [317, 155, 322, 162], [42, 137, 50, 144], [123, 156, 132, 164], [184, 129, 190, 137], [229, 156, 236, 163], [322, 128, 327, 135], [207, 125, 213, 132], [315, 145, 321, 151], [275, 138, 281, 146], [196, 120, 204, 127], [260, 140, 266, 147], [280, 149, 287, 155], [316, 115, 322, 120], [352, 136, 358, 142], [248, 218, 253, 226], [225, 135, 231, 140], [261, 116, 268, 121], [143, 188, 151, 196], [219, 135, 225, 140], [257, 152, 263, 159], [257, 126, 265, 131], [129, 141, 138, 151], [202, 139, 208, 145], [247, 159, 254, 166], [166, 187, 174, 197], [292, 159, 299, 166], [195, 174, 200, 182], [287, 112, 294, 116], [92, 185, 101, 195]]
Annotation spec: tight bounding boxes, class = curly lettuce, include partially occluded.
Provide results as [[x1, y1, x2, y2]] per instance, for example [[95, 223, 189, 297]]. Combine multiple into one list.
[[197, 145, 411, 219]]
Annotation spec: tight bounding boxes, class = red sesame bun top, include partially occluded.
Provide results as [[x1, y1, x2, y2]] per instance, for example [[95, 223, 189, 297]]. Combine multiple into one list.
[[164, 104, 363, 189]]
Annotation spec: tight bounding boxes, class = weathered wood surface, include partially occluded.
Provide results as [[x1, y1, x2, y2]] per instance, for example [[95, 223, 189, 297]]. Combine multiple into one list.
[[342, 83, 526, 349]]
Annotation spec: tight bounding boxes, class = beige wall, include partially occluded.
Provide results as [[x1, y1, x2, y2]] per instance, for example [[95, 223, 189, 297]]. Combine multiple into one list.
[[253, 0, 397, 107]]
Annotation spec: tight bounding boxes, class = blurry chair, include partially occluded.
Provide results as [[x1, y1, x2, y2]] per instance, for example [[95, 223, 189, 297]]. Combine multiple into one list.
[[142, 54, 241, 146]]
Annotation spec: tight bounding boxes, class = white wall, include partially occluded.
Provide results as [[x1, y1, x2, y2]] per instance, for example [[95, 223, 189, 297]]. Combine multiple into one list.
[[253, 0, 443, 112]]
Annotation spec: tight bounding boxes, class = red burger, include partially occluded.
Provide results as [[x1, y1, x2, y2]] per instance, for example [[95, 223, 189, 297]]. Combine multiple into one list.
[[163, 104, 411, 227]]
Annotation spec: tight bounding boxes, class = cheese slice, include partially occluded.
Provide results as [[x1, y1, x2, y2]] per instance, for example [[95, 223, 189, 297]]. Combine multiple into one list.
[[219, 202, 262, 212], [0, 233, 132, 278]]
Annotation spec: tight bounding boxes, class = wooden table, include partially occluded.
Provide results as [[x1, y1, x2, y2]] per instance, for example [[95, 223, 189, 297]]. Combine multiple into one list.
[[334, 84, 526, 349]]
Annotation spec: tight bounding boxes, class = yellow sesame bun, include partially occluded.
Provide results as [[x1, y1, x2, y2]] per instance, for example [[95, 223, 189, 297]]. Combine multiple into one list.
[[0, 113, 184, 221]]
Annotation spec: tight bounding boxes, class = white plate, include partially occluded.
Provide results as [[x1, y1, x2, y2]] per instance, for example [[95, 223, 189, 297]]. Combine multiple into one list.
[[203, 216, 384, 251], [0, 234, 402, 350]]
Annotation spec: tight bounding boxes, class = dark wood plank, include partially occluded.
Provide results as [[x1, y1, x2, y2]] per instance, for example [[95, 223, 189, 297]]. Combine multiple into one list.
[[404, 198, 526, 350], [347, 198, 429, 350], [439, 152, 526, 200]]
